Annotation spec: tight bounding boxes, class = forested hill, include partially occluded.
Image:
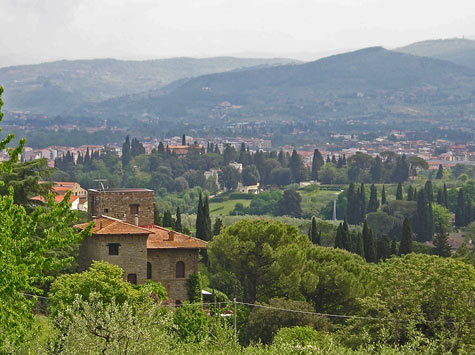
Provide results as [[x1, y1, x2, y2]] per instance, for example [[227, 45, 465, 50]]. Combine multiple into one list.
[[396, 38, 475, 70], [0, 57, 298, 115], [84, 47, 475, 125]]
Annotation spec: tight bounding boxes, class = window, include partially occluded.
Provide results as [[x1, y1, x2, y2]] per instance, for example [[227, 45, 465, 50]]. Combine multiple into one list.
[[147, 262, 152, 279], [127, 274, 137, 285], [108, 243, 120, 256], [176, 261, 185, 278], [130, 204, 139, 216], [104, 208, 109, 213]]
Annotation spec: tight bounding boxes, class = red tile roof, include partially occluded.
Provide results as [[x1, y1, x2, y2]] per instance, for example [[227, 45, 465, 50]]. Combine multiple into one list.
[[75, 216, 152, 235], [32, 195, 79, 203]]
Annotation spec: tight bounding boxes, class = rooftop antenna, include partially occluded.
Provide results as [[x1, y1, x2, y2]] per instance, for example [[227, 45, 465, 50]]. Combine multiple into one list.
[[93, 179, 108, 192]]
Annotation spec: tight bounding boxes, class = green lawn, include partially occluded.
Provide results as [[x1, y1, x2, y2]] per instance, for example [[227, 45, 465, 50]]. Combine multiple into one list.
[[300, 188, 342, 218], [209, 198, 251, 217]]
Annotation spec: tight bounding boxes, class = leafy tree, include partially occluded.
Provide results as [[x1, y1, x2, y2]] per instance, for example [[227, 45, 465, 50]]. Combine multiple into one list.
[[246, 298, 329, 345], [289, 150, 306, 183], [311, 149, 324, 180], [436, 164, 444, 179], [433, 224, 451, 257], [186, 273, 203, 304], [367, 184, 379, 213], [370, 156, 383, 182], [396, 182, 403, 200], [241, 164, 260, 186], [270, 167, 292, 186], [219, 166, 241, 191], [432, 203, 451, 231], [399, 217, 413, 255], [392, 154, 409, 183], [277, 190, 302, 218]]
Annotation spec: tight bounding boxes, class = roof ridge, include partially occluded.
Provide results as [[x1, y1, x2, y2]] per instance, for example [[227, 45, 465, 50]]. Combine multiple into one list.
[[97, 215, 153, 233], [149, 224, 208, 244]]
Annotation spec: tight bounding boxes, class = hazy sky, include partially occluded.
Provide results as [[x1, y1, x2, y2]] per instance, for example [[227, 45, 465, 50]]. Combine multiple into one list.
[[1, 0, 474, 66]]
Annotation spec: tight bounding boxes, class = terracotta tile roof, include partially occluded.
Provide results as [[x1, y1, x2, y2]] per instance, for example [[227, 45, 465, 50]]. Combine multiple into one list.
[[32, 195, 79, 203], [146, 225, 207, 249], [74, 216, 152, 235]]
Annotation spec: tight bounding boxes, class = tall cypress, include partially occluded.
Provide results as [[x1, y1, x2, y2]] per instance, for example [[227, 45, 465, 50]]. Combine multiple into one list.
[[213, 217, 223, 236], [334, 223, 344, 249], [196, 192, 204, 239], [367, 184, 380, 213], [358, 183, 366, 224], [433, 224, 451, 257], [390, 239, 397, 255], [341, 219, 351, 251], [347, 183, 358, 225], [162, 210, 174, 229], [203, 195, 212, 241], [436, 164, 444, 179], [362, 221, 376, 262], [415, 189, 434, 242], [122, 136, 131, 167], [310, 217, 320, 245], [175, 207, 183, 233], [396, 182, 403, 200], [455, 188, 465, 227], [443, 184, 449, 208], [311, 149, 325, 181], [381, 185, 387, 205], [407, 185, 414, 201], [355, 232, 364, 257], [399, 217, 413, 255], [424, 180, 433, 202]]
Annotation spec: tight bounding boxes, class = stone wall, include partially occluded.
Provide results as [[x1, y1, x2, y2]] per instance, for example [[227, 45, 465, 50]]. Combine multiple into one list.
[[79, 233, 149, 284], [88, 189, 154, 225], [147, 249, 199, 301]]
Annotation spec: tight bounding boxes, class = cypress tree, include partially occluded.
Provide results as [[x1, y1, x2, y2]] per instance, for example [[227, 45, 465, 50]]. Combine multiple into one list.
[[436, 164, 444, 179], [175, 207, 183, 233], [154, 205, 162, 226], [376, 235, 391, 261], [370, 156, 383, 182], [182, 134, 186, 145], [203, 195, 212, 241], [122, 136, 131, 167], [455, 189, 465, 227], [443, 184, 449, 208], [367, 184, 380, 213], [341, 219, 351, 251], [362, 221, 376, 262], [347, 183, 358, 224], [424, 180, 433, 202], [465, 200, 473, 226], [331, 155, 337, 164], [196, 192, 204, 239], [381, 185, 387, 205], [396, 182, 403, 200], [399, 217, 413, 255], [358, 183, 366, 224], [390, 239, 397, 255], [326, 155, 331, 163], [433, 224, 451, 257], [355, 232, 364, 257], [437, 188, 444, 206], [413, 188, 417, 201], [311, 149, 324, 180], [213, 217, 223, 236], [415, 189, 434, 242], [162, 210, 174, 229], [157, 142, 165, 154], [407, 185, 414, 201], [290, 150, 305, 183], [334, 223, 344, 249], [278, 150, 288, 167], [310, 216, 320, 245]]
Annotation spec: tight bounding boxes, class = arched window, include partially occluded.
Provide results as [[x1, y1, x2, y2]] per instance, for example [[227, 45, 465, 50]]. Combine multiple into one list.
[[147, 262, 152, 279], [176, 261, 185, 278]]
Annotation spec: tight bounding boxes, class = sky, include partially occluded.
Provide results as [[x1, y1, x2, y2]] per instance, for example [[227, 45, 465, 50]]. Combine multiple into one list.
[[1, 0, 474, 66]]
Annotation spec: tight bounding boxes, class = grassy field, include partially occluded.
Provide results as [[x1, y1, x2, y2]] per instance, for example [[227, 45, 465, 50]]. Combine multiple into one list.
[[300, 187, 342, 218], [209, 196, 252, 217]]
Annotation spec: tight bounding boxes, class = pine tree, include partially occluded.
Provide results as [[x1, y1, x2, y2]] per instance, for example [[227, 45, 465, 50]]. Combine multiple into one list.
[[310, 216, 320, 245], [399, 217, 413, 255], [396, 182, 403, 200], [175, 207, 183, 233], [407, 185, 414, 201], [362, 221, 376, 262], [213, 218, 223, 236], [433, 224, 451, 257], [367, 184, 380, 213], [311, 149, 324, 180], [381, 185, 387, 205], [436, 164, 444, 179], [455, 188, 465, 227]]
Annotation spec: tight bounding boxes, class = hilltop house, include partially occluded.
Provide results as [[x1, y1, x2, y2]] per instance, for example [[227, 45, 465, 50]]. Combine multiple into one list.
[[75, 188, 207, 302]]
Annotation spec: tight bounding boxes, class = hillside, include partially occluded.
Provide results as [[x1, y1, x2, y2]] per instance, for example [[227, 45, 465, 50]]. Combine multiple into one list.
[[396, 38, 475, 69], [85, 47, 475, 126], [0, 57, 298, 115]]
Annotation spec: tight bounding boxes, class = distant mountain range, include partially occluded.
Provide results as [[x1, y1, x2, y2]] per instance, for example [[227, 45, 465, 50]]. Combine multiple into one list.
[[0, 57, 298, 115], [1, 38, 475, 130], [82, 46, 475, 126], [396, 38, 475, 70]]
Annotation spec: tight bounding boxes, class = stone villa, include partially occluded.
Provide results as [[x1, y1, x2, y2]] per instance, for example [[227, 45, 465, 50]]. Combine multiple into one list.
[[75, 188, 207, 302]]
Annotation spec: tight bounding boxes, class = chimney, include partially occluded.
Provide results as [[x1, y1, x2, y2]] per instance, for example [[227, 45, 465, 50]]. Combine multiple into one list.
[[122, 213, 127, 222], [99, 220, 103, 229], [168, 230, 175, 241], [134, 214, 139, 226]]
